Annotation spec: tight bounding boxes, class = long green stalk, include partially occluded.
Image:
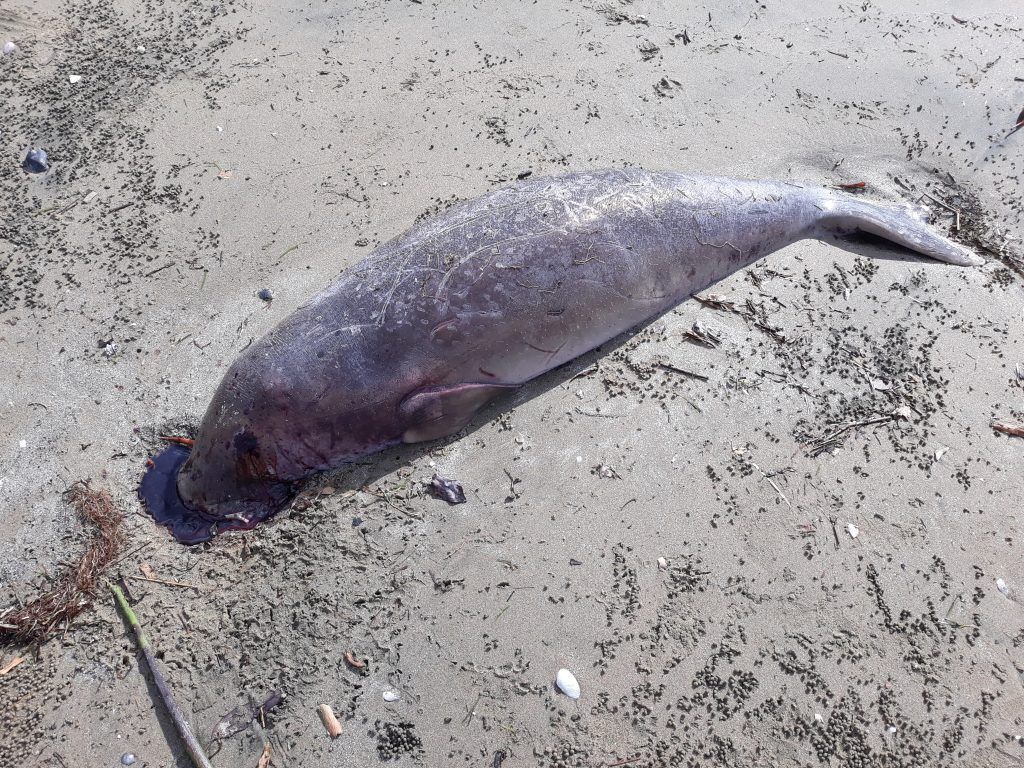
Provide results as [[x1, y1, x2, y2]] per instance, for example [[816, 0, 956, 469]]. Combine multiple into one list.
[[110, 583, 214, 768]]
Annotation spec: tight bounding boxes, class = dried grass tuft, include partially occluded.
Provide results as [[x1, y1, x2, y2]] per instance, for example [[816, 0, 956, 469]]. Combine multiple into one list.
[[0, 483, 124, 646]]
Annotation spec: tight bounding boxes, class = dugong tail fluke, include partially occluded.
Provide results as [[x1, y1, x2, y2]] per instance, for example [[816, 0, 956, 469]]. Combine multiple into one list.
[[814, 196, 983, 267], [140, 168, 984, 544]]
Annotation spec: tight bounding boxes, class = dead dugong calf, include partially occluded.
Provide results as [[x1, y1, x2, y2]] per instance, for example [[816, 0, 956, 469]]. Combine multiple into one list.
[[141, 168, 982, 542]]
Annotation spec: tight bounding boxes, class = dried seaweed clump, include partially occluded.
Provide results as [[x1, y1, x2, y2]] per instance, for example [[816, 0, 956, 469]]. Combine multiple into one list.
[[0, 483, 124, 645]]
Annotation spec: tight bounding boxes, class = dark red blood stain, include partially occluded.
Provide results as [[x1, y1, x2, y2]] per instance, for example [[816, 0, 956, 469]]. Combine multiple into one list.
[[139, 445, 276, 545], [139, 445, 216, 544]]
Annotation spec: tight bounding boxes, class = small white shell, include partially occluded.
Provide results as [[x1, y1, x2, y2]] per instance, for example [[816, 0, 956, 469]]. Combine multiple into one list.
[[847, 523, 859, 539], [382, 690, 400, 702], [555, 668, 580, 700], [996, 578, 1009, 597]]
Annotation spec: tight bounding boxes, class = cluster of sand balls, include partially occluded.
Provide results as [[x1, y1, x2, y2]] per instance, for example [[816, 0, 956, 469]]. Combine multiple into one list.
[[375, 721, 423, 760], [541, 741, 585, 767]]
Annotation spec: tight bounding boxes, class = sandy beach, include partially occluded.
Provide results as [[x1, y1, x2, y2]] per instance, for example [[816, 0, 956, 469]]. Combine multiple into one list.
[[1, 0, 1022, 766]]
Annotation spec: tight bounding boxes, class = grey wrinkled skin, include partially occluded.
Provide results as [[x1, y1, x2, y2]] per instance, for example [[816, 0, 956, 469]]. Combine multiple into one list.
[[176, 168, 981, 525]]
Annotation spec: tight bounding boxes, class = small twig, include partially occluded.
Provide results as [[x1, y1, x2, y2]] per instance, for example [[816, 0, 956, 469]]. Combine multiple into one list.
[[159, 435, 195, 447], [503, 469, 521, 500], [803, 415, 893, 456], [991, 422, 1024, 438], [109, 541, 154, 569], [574, 407, 622, 418], [919, 191, 962, 231], [110, 584, 214, 768], [462, 693, 483, 725], [656, 362, 708, 381], [128, 575, 203, 591], [829, 517, 841, 550], [568, 364, 599, 382], [750, 461, 791, 508], [607, 757, 643, 768], [943, 593, 964, 621], [0, 656, 26, 675]]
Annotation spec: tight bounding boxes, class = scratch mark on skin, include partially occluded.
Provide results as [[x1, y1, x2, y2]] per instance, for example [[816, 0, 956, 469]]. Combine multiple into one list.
[[367, 191, 556, 324], [524, 339, 568, 367], [430, 317, 458, 339], [434, 229, 551, 297], [514, 278, 561, 294], [576, 278, 672, 305], [691, 216, 743, 256]]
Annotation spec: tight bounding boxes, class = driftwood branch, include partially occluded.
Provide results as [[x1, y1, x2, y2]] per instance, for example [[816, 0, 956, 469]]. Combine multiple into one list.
[[110, 584, 214, 768]]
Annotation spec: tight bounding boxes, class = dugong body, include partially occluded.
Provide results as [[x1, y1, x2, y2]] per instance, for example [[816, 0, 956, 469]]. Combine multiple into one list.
[[141, 169, 981, 542]]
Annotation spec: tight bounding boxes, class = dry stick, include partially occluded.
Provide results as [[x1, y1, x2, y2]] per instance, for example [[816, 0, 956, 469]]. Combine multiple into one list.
[[0, 656, 26, 675], [805, 415, 893, 456], [159, 435, 195, 447], [919, 191, 962, 231], [992, 422, 1024, 438], [125, 573, 201, 593], [657, 362, 709, 381], [110, 584, 214, 768]]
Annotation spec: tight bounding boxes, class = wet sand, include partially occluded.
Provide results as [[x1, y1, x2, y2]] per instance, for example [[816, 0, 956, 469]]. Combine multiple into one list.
[[1, 1, 1022, 766]]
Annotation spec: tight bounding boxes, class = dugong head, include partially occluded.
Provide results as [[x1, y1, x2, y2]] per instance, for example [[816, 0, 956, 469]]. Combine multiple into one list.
[[140, 355, 305, 543], [140, 316, 407, 543]]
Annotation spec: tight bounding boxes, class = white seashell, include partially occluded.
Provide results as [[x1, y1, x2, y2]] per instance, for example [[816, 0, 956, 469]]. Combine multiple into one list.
[[68, 74, 82, 83], [996, 578, 1009, 597], [657, 557, 668, 570], [382, 690, 400, 702], [555, 668, 580, 700], [3, 41, 18, 55], [847, 523, 859, 539]]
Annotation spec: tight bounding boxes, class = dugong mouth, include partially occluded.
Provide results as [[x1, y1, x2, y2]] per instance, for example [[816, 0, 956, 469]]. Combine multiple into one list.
[[140, 444, 294, 544]]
